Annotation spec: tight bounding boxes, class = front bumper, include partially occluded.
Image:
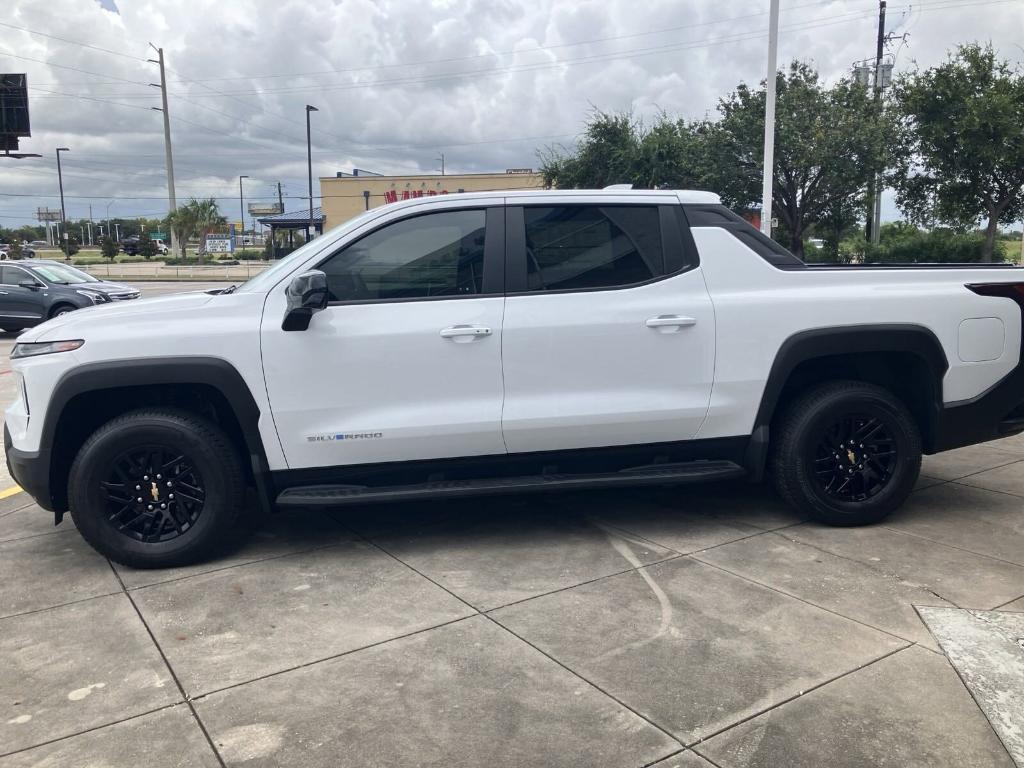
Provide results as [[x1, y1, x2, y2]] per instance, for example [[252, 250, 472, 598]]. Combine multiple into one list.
[[4, 423, 54, 512]]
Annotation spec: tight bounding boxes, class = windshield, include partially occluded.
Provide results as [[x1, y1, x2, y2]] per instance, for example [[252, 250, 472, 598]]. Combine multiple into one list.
[[31, 263, 100, 284], [235, 208, 383, 294]]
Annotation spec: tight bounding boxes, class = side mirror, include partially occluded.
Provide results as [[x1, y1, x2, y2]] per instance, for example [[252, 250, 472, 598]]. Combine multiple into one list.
[[19, 280, 41, 290], [282, 270, 329, 331]]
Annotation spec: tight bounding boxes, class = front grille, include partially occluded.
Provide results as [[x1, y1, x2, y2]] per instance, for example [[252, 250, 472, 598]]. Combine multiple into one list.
[[107, 292, 140, 301]]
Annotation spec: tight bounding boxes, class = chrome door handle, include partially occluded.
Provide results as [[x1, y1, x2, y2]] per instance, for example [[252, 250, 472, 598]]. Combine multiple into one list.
[[440, 324, 492, 339], [0, 291, 8, 295], [646, 315, 696, 328]]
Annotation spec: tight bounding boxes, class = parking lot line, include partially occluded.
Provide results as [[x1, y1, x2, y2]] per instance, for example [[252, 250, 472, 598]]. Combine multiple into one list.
[[0, 485, 23, 499]]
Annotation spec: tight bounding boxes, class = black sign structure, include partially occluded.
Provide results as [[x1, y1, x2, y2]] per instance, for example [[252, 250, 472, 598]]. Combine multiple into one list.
[[1, 74, 32, 153]]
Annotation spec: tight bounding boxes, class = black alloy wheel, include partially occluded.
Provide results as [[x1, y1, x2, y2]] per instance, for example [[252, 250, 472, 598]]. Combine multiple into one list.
[[810, 413, 897, 502], [100, 446, 206, 543]]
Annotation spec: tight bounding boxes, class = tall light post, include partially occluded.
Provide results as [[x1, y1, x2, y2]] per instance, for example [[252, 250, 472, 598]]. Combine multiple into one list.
[[760, 0, 779, 237], [306, 105, 318, 241], [238, 175, 249, 243], [55, 147, 70, 259], [105, 200, 114, 243]]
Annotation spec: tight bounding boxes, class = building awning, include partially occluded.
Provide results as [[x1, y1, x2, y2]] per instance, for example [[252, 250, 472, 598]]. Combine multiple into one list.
[[258, 207, 324, 226]]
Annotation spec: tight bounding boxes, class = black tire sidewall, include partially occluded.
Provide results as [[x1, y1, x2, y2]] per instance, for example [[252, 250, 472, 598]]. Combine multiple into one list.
[[70, 413, 241, 566]]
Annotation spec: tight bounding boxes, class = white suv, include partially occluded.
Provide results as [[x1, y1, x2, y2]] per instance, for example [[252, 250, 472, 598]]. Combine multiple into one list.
[[6, 189, 1024, 567]]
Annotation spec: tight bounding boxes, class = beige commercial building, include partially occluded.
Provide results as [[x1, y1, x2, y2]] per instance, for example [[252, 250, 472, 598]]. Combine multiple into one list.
[[319, 171, 544, 230]]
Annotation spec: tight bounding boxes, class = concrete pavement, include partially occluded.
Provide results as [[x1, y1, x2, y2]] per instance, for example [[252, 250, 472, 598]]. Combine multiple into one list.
[[1, 440, 1023, 766]]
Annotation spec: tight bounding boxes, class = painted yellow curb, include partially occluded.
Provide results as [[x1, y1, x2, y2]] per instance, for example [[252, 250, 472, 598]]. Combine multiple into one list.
[[0, 485, 23, 499]]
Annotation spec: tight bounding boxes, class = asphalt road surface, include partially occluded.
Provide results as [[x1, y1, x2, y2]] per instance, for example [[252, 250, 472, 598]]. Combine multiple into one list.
[[0, 281, 234, 490]]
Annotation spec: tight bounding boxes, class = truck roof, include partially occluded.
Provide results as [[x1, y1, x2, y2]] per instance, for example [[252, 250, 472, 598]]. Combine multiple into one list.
[[378, 188, 721, 212]]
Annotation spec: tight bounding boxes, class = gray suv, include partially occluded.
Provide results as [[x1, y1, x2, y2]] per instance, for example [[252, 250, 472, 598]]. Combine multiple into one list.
[[0, 260, 139, 332]]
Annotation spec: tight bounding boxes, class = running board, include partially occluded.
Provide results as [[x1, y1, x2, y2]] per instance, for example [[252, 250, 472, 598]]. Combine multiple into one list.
[[275, 460, 745, 508]]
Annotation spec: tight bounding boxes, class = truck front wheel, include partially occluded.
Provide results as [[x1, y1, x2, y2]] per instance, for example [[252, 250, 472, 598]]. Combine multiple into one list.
[[771, 381, 921, 526], [68, 409, 245, 568]]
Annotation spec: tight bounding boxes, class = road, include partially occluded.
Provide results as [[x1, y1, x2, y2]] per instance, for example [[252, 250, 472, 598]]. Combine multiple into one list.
[[0, 281, 233, 490]]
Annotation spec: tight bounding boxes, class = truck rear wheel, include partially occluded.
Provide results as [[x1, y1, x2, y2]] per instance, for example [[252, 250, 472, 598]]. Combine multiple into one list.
[[68, 409, 244, 568], [771, 381, 921, 526]]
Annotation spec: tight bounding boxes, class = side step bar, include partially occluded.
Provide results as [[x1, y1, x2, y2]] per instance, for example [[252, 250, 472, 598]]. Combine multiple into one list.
[[276, 460, 745, 508]]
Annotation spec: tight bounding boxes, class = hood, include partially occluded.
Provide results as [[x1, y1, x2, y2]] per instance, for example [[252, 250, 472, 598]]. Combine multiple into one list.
[[20, 290, 215, 342], [71, 281, 139, 296]]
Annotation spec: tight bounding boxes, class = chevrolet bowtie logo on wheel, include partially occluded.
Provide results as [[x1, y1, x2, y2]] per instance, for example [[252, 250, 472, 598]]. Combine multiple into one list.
[[150, 482, 160, 502]]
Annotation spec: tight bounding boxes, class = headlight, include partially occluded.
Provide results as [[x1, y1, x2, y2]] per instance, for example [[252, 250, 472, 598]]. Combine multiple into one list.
[[11, 340, 84, 359], [76, 289, 105, 303]]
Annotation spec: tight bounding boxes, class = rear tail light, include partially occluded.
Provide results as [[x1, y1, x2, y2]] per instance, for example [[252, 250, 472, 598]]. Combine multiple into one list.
[[967, 283, 1024, 308]]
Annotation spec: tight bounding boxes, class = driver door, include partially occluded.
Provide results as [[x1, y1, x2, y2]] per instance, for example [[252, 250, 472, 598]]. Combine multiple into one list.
[[0, 266, 45, 326], [260, 204, 507, 470]]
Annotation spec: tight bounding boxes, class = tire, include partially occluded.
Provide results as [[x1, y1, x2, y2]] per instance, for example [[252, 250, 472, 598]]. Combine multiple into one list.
[[771, 380, 921, 526], [68, 408, 245, 568], [49, 303, 76, 319]]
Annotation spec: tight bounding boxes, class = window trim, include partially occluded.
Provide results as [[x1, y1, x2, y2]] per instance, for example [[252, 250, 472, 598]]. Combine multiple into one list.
[[314, 205, 504, 306], [681, 204, 805, 269], [504, 203, 698, 296]]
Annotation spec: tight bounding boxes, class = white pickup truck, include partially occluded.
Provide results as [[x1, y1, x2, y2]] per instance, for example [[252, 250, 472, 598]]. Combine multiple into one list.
[[6, 189, 1024, 567]]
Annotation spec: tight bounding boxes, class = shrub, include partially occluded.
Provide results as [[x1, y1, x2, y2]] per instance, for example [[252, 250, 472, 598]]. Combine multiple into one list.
[[138, 233, 159, 260], [100, 236, 119, 261]]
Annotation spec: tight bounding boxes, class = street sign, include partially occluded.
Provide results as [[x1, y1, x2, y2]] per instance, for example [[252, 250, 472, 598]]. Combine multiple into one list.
[[205, 233, 234, 253]]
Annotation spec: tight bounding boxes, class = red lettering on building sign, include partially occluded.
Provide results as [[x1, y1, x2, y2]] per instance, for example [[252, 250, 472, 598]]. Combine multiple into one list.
[[383, 189, 450, 204]]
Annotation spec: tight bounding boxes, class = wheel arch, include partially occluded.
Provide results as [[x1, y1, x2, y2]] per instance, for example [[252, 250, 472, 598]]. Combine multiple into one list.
[[44, 357, 270, 513], [753, 324, 948, 463]]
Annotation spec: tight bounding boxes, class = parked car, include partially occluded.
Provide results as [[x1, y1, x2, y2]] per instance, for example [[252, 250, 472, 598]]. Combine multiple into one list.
[[121, 236, 169, 256], [7, 187, 1024, 569], [0, 259, 139, 331], [0, 243, 36, 260], [29, 240, 49, 249]]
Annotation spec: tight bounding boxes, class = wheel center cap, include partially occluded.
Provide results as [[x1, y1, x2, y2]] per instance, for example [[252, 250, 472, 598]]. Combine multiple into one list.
[[149, 482, 160, 502], [846, 449, 857, 464]]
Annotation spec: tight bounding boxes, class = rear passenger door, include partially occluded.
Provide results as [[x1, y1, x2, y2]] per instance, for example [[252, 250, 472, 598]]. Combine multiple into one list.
[[0, 266, 45, 326], [500, 200, 715, 454]]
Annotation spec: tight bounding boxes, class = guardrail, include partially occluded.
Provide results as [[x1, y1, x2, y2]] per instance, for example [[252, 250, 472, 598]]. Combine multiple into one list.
[[79, 261, 272, 281]]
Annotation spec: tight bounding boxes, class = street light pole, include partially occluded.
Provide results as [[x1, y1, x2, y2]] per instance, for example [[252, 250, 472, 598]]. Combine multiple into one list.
[[149, 44, 178, 254], [239, 175, 249, 242], [760, 0, 779, 237], [306, 105, 318, 241], [56, 147, 70, 259]]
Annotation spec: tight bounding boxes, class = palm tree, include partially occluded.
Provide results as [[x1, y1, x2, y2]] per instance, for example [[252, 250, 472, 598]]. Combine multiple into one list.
[[166, 207, 195, 259], [188, 198, 226, 262]]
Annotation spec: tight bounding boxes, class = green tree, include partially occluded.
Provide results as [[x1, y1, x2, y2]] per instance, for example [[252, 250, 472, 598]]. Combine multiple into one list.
[[185, 198, 226, 261], [891, 43, 1024, 262], [167, 208, 195, 259], [708, 62, 893, 258], [100, 236, 119, 262], [7, 239, 23, 260], [138, 232, 159, 260]]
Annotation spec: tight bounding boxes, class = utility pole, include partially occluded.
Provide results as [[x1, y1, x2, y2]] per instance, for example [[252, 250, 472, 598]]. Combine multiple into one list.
[[760, 0, 780, 237], [88, 204, 93, 245], [867, 1, 886, 245], [437, 153, 445, 175], [148, 44, 177, 253], [277, 181, 284, 212], [305, 105, 318, 241], [239, 175, 248, 238], [55, 147, 70, 259]]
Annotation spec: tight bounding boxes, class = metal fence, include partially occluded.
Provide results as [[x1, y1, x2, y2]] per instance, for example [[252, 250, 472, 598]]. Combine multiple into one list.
[[79, 261, 272, 281]]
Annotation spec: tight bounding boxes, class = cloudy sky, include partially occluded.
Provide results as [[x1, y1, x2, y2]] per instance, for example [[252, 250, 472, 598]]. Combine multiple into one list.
[[1, 0, 1022, 228]]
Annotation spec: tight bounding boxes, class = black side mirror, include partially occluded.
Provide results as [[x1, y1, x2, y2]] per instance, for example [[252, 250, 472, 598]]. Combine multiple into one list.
[[282, 270, 329, 331], [19, 279, 41, 290]]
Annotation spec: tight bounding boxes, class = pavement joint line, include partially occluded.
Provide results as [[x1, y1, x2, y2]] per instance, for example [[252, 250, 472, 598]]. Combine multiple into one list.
[[344, 523, 688, 749], [913, 605, 1021, 767], [190, 614, 479, 701], [589, 515, 775, 559], [950, 476, 1024, 503], [639, 747, 688, 767], [878, 522, 1024, 571], [0, 525, 79, 546], [686, 643, 913, 751], [0, 497, 42, 518], [122, 537, 358, 593], [0, 588, 123, 623], [688, 553, 927, 649], [0, 484, 23, 499], [0, 702, 187, 760], [484, 610, 686, 748], [772, 527, 968, 610], [925, 455, 1024, 485], [105, 560, 228, 768], [991, 594, 1024, 610]]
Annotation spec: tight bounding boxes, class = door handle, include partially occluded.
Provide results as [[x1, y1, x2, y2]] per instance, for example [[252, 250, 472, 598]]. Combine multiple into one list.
[[646, 315, 696, 329], [440, 324, 492, 339], [0, 291, 8, 295]]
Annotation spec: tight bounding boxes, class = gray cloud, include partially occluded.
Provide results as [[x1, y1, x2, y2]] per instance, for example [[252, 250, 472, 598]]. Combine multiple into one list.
[[2, 0, 1022, 227]]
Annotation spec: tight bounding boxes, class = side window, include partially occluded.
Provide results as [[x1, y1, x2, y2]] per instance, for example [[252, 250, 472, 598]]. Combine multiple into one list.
[[2, 267, 28, 286], [523, 206, 663, 291], [319, 209, 487, 302]]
